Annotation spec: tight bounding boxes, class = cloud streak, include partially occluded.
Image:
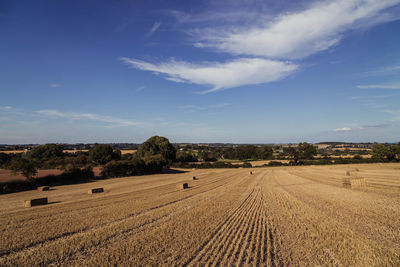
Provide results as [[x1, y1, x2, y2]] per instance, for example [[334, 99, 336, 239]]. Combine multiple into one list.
[[334, 123, 391, 132], [121, 57, 298, 93], [36, 109, 141, 127], [179, 103, 231, 112], [357, 83, 400, 89], [193, 0, 400, 59], [146, 21, 162, 37]]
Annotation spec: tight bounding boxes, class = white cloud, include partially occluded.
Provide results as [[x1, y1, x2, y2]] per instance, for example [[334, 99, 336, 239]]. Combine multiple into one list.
[[50, 83, 61, 88], [193, 0, 400, 59], [147, 21, 162, 37], [334, 127, 352, 132], [36, 109, 141, 127], [357, 83, 400, 89], [0, 106, 13, 111], [121, 57, 298, 93]]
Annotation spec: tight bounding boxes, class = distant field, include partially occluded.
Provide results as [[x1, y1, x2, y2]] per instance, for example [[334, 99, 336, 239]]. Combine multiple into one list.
[[0, 169, 63, 182], [0, 167, 102, 182], [0, 163, 399, 266], [1, 149, 137, 155], [332, 147, 372, 151]]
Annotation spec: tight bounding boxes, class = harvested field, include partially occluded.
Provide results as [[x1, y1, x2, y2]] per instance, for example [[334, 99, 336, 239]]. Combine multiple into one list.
[[0, 163, 399, 266], [0, 167, 102, 182], [0, 169, 64, 182]]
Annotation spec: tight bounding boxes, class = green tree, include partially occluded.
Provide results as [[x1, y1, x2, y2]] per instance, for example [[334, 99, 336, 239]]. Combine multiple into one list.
[[136, 136, 176, 162], [285, 147, 299, 163], [372, 144, 391, 161], [89, 144, 121, 165], [297, 142, 317, 160], [388, 143, 400, 161], [176, 150, 197, 162], [236, 145, 257, 160], [9, 158, 37, 181], [29, 144, 64, 162], [256, 146, 273, 159]]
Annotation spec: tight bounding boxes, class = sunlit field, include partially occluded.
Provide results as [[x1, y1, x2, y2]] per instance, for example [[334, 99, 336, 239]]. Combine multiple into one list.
[[0, 163, 399, 266]]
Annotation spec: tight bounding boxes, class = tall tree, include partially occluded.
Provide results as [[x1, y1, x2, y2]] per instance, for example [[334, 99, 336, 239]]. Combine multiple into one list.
[[136, 136, 176, 162]]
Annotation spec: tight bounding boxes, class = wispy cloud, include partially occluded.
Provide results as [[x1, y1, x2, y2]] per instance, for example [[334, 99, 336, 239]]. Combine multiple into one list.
[[36, 109, 142, 127], [350, 93, 400, 100], [121, 57, 298, 93], [146, 21, 162, 37], [50, 83, 61, 88], [357, 83, 400, 89], [165, 9, 263, 25], [0, 106, 13, 111], [192, 0, 400, 59], [179, 103, 231, 112], [136, 85, 146, 92], [361, 64, 400, 76], [124, 0, 400, 93], [334, 123, 391, 132]]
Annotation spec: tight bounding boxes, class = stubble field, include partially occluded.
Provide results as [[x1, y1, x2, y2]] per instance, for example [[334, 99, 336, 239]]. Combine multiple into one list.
[[0, 163, 399, 266]]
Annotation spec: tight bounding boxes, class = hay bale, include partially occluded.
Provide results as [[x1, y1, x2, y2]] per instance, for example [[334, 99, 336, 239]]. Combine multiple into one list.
[[345, 171, 351, 176], [88, 188, 104, 194], [342, 177, 366, 189], [24, 198, 48, 207], [192, 176, 197, 180], [177, 183, 188, 189], [355, 168, 359, 171], [37, 186, 50, 191]]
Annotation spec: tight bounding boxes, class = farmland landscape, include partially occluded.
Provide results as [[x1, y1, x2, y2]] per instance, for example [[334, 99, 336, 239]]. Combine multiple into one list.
[[2, 0, 400, 266], [1, 163, 399, 266]]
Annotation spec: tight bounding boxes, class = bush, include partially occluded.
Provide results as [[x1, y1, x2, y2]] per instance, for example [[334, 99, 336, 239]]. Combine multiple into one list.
[[243, 162, 252, 168], [89, 144, 121, 165], [102, 154, 167, 178], [0, 152, 11, 168], [102, 160, 136, 178]]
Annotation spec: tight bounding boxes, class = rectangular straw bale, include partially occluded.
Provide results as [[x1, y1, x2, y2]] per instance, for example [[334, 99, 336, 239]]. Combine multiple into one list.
[[342, 177, 366, 188], [37, 186, 50, 191], [24, 198, 48, 207], [88, 188, 104, 194]]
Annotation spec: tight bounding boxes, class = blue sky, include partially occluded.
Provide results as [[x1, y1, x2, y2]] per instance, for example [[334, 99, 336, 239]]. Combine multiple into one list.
[[1, 0, 400, 144]]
